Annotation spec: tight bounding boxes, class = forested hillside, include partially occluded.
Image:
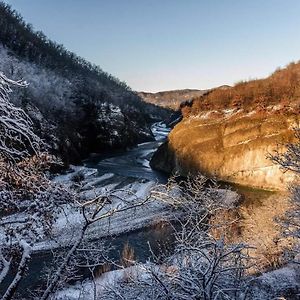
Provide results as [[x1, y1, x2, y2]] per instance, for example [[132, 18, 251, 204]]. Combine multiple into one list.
[[0, 2, 171, 163]]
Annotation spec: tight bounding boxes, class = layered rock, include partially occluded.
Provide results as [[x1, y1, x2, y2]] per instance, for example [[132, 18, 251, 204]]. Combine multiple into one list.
[[151, 110, 299, 190]]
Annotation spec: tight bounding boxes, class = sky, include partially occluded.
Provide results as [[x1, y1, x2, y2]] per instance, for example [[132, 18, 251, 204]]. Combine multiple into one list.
[[4, 0, 300, 92]]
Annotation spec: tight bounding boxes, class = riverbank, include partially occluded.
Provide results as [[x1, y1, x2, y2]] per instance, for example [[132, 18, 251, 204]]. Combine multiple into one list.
[[54, 181, 300, 300]]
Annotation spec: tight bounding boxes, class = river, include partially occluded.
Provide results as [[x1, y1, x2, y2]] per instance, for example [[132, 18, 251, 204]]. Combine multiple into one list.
[[1, 122, 286, 298], [1, 122, 177, 298]]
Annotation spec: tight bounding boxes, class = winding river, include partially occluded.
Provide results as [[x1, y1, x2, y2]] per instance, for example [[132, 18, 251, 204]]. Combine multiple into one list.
[[1, 122, 176, 298], [1, 122, 286, 298]]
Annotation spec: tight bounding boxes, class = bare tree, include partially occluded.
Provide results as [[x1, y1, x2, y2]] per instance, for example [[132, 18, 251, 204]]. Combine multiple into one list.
[[40, 187, 151, 300], [271, 128, 300, 174], [270, 128, 300, 242], [0, 73, 72, 300], [101, 175, 251, 300], [0, 72, 41, 162]]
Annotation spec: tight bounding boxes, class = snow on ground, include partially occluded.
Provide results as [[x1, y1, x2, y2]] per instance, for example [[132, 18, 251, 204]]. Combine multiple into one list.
[[223, 108, 236, 116], [246, 262, 300, 299], [81, 173, 115, 190], [54, 264, 152, 300], [54, 238, 300, 300], [1, 123, 174, 253], [53, 165, 98, 185], [32, 177, 174, 251], [0, 164, 238, 252], [199, 111, 214, 119], [55, 260, 300, 300], [0, 157, 240, 254]]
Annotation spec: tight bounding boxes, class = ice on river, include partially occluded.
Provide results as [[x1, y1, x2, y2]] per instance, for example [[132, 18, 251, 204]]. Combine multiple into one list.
[[151, 121, 170, 141]]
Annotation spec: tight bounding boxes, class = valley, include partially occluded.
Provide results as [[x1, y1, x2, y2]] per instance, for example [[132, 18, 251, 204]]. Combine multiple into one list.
[[0, 1, 300, 299]]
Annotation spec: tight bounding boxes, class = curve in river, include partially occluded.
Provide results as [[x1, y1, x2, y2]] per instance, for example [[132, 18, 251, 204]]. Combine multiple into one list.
[[84, 122, 170, 182]]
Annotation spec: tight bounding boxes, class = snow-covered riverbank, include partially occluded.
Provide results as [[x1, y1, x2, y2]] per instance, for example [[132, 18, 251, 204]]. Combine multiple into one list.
[[0, 122, 179, 297], [34, 167, 175, 251], [1, 122, 174, 252], [41, 122, 174, 250], [55, 256, 300, 300]]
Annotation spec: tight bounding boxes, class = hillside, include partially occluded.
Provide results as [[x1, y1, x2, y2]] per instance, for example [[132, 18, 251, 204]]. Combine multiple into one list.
[[138, 89, 209, 110], [0, 2, 171, 164], [182, 63, 300, 116], [151, 62, 300, 190]]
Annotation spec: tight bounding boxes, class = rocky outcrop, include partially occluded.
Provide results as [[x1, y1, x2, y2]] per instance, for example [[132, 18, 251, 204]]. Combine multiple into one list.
[[150, 142, 175, 174], [151, 110, 299, 190]]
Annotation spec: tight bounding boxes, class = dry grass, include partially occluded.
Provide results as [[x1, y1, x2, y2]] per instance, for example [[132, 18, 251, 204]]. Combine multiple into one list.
[[0, 153, 59, 214], [94, 263, 112, 278], [120, 242, 135, 268], [237, 191, 293, 272], [183, 61, 300, 118], [211, 188, 294, 274]]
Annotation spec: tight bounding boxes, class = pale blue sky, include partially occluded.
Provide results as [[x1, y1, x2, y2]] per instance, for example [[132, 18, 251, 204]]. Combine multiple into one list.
[[4, 0, 300, 92]]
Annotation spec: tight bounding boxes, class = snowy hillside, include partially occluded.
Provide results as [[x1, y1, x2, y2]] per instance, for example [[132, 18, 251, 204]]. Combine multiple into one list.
[[0, 3, 171, 163]]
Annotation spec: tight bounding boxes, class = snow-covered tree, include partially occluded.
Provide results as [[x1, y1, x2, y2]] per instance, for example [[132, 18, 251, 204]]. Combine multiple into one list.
[[271, 129, 300, 243], [0, 72, 41, 162], [0, 73, 74, 300], [101, 175, 251, 300]]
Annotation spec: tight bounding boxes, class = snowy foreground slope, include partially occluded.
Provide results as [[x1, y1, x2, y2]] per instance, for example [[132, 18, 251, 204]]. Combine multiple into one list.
[[55, 253, 300, 300], [55, 264, 155, 299]]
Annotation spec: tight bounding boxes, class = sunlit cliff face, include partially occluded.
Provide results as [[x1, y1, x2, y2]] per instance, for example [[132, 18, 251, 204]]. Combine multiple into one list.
[[168, 109, 299, 190]]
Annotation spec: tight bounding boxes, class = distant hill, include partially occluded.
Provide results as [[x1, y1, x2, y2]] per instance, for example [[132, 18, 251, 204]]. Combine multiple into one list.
[[0, 2, 171, 164], [151, 62, 300, 190], [138, 89, 209, 110]]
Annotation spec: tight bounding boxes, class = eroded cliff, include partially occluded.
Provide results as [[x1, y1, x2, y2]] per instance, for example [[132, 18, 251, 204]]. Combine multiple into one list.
[[152, 109, 299, 190]]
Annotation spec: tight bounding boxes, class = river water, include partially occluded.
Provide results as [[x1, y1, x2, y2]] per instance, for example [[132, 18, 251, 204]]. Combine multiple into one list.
[[84, 122, 170, 182], [1, 122, 176, 298]]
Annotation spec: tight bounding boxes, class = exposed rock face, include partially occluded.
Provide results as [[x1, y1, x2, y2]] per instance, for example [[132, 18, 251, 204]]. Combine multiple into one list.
[[150, 142, 175, 174], [151, 110, 299, 190]]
